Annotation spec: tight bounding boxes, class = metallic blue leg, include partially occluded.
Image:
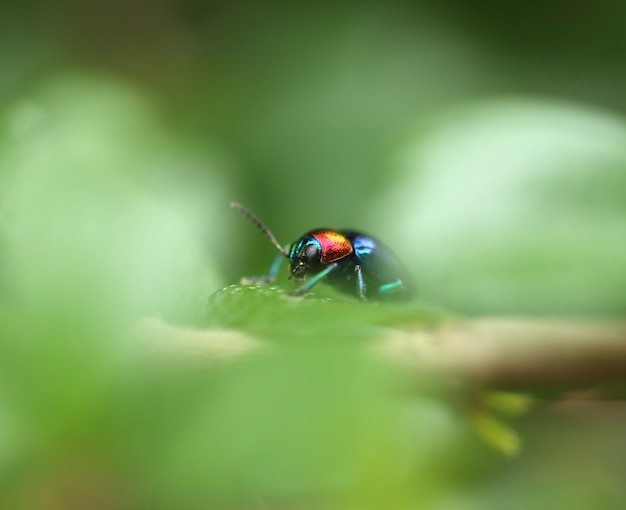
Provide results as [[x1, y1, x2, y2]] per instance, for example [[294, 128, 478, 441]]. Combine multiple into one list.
[[377, 279, 404, 296], [355, 264, 366, 300], [265, 252, 286, 280], [294, 262, 339, 295], [241, 250, 287, 284]]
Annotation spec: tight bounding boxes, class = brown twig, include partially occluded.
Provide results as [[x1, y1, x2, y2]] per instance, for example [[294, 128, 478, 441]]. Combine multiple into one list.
[[133, 317, 626, 388], [378, 318, 626, 388]]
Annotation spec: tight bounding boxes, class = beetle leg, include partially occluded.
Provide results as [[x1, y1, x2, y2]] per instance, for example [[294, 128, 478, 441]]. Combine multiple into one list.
[[377, 279, 405, 296], [265, 251, 286, 281], [241, 251, 286, 284], [294, 262, 339, 295], [355, 264, 367, 300]]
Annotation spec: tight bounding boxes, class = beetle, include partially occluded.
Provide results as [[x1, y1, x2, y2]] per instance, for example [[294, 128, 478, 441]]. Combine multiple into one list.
[[231, 202, 412, 301]]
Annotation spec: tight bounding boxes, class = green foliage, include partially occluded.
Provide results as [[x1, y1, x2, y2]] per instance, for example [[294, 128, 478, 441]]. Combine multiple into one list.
[[376, 100, 626, 315], [2, 3, 626, 508], [0, 77, 468, 509], [470, 392, 534, 457], [0, 75, 224, 325], [206, 284, 446, 339]]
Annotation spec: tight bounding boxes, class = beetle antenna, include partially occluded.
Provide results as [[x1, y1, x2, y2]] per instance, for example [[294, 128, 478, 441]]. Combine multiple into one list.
[[230, 202, 289, 258]]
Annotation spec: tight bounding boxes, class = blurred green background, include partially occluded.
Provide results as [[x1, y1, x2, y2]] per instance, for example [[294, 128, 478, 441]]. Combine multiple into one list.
[[1, 1, 626, 509]]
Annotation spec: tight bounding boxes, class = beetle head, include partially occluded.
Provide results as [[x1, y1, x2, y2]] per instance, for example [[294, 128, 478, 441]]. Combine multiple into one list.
[[289, 237, 321, 282]]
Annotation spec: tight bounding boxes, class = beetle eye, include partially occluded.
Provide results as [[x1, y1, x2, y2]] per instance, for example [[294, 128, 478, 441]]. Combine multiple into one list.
[[303, 243, 320, 264]]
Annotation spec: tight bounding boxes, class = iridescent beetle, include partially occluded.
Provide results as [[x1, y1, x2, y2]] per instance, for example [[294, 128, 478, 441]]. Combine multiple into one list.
[[231, 202, 412, 301]]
